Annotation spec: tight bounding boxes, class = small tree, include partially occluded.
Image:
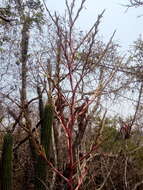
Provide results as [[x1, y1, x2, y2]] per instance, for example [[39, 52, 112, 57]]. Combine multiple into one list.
[[0, 0, 129, 189]]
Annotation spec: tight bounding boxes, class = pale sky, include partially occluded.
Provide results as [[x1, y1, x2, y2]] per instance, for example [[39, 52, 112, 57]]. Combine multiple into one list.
[[45, 0, 143, 51], [45, 0, 142, 117]]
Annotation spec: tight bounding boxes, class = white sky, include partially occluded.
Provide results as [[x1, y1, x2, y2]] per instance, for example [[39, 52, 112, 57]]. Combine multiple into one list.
[[45, 0, 143, 50]]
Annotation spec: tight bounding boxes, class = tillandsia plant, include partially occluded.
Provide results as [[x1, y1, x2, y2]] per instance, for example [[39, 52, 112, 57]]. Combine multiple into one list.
[[1, 133, 13, 190]]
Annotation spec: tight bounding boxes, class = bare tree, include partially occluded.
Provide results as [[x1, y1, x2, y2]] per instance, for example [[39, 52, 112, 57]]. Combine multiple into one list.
[[0, 0, 131, 189], [127, 0, 143, 7]]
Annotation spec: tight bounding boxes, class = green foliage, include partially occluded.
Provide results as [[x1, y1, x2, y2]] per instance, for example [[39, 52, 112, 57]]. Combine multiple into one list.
[[133, 147, 143, 173], [102, 125, 119, 152], [0, 133, 13, 190], [97, 117, 120, 152], [102, 120, 136, 153]]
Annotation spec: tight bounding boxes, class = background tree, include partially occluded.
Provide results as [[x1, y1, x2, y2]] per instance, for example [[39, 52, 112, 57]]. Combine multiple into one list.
[[127, 0, 143, 7]]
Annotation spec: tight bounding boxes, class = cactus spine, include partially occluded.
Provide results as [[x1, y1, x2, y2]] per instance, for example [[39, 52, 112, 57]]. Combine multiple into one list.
[[1, 133, 13, 190], [35, 97, 54, 190]]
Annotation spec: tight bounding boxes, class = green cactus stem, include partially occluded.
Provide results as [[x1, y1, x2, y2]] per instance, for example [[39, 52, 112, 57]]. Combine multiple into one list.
[[35, 100, 54, 190], [41, 102, 53, 157], [1, 133, 13, 190]]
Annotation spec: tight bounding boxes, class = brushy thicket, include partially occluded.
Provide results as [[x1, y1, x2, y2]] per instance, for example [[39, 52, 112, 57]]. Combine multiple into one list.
[[0, 119, 143, 190]]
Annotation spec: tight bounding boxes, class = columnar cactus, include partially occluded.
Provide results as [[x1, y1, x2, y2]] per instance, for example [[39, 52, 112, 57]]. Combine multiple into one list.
[[1, 133, 13, 190], [35, 99, 54, 190], [41, 102, 53, 157]]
